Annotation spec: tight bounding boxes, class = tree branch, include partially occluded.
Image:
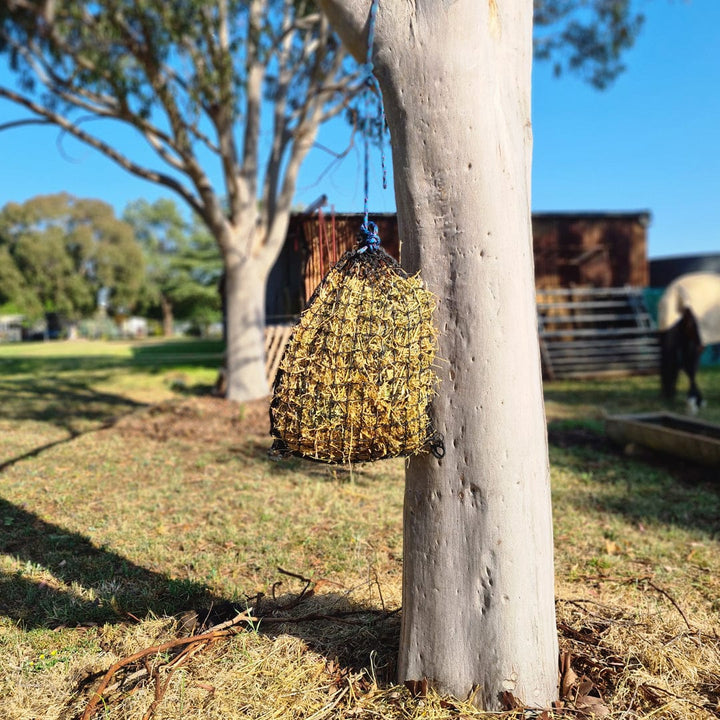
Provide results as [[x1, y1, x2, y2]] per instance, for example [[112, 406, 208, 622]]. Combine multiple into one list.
[[260, 0, 296, 227], [0, 116, 52, 132], [239, 0, 266, 218], [0, 85, 204, 217], [203, 0, 242, 224], [316, 0, 376, 62]]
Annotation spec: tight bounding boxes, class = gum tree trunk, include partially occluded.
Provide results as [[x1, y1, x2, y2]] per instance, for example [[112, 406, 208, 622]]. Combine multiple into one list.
[[318, 0, 558, 709], [160, 295, 174, 337], [224, 254, 269, 401], [220, 219, 280, 402]]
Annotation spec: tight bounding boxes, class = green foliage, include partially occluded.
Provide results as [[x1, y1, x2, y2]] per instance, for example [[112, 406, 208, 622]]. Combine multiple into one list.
[[167, 220, 223, 327], [123, 198, 222, 331], [534, 0, 645, 89], [0, 193, 145, 321], [0, 246, 42, 319]]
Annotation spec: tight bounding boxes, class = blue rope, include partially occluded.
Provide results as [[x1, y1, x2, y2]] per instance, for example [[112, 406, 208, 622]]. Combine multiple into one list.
[[359, 220, 381, 250], [365, 0, 378, 70], [359, 0, 386, 252]]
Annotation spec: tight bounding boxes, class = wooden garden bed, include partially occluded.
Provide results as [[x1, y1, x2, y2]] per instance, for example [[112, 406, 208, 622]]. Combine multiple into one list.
[[605, 411, 720, 467]]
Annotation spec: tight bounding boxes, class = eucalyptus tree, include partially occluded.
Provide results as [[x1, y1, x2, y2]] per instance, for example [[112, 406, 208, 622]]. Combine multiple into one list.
[[317, 0, 646, 711], [168, 217, 224, 333], [123, 199, 185, 337], [124, 198, 223, 335], [0, 0, 359, 400], [0, 193, 143, 320], [0, 246, 41, 318]]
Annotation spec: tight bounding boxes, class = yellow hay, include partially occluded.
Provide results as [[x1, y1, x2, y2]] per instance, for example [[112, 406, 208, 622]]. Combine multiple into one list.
[[270, 247, 440, 463]]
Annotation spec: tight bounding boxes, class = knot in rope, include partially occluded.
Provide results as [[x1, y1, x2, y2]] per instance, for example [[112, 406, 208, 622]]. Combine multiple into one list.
[[358, 221, 381, 252]]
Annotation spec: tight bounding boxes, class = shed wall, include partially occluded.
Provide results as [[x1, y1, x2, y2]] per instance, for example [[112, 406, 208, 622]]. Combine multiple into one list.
[[266, 211, 651, 319]]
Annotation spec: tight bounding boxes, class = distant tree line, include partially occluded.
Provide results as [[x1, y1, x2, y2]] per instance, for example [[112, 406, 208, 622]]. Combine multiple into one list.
[[0, 193, 222, 336]]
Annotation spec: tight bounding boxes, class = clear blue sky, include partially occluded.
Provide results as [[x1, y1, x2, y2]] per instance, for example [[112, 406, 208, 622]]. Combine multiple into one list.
[[1, 0, 718, 261]]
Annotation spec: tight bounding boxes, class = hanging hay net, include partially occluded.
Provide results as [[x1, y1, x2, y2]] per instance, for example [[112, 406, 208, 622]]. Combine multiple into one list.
[[270, 237, 443, 464]]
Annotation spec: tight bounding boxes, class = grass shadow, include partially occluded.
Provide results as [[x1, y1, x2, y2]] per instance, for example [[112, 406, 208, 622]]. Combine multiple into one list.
[[0, 339, 224, 375], [548, 419, 720, 539], [260, 592, 401, 685], [0, 497, 222, 629], [0, 340, 226, 440], [227, 438, 400, 488], [0, 375, 145, 429], [129, 339, 224, 365], [0, 355, 128, 376], [0, 375, 146, 473]]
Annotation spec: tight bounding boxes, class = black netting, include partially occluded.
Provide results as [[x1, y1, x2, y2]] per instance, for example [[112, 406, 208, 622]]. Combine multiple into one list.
[[270, 245, 444, 464]]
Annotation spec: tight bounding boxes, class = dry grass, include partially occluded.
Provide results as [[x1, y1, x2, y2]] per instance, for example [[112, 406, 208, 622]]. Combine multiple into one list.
[[0, 342, 719, 719]]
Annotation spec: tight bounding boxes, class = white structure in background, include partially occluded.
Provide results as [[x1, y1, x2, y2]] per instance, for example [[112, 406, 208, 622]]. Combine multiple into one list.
[[120, 316, 148, 338], [0, 314, 24, 342]]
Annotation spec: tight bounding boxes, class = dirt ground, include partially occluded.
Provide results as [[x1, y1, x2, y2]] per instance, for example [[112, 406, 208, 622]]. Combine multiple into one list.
[[115, 395, 272, 443]]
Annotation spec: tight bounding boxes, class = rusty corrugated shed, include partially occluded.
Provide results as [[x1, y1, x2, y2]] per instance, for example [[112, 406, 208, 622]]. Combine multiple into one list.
[[266, 210, 651, 319]]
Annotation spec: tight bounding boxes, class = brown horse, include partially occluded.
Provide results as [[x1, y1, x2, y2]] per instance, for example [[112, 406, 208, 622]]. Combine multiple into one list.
[[657, 272, 720, 410]]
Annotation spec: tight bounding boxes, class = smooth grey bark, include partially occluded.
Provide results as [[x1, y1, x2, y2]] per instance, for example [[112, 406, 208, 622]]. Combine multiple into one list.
[[318, 0, 558, 709], [224, 250, 269, 400]]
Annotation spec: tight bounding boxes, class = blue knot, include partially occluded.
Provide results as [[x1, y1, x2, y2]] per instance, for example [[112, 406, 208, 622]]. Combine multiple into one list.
[[359, 221, 381, 252]]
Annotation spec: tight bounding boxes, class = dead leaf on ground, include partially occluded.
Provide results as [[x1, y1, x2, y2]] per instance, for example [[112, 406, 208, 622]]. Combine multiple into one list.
[[499, 690, 523, 710], [560, 652, 578, 698], [575, 676, 611, 718], [576, 692, 611, 717], [404, 678, 428, 697]]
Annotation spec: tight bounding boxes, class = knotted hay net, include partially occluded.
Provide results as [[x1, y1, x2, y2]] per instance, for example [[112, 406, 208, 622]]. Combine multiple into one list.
[[270, 244, 443, 464]]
